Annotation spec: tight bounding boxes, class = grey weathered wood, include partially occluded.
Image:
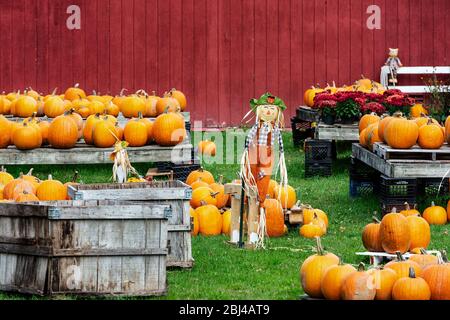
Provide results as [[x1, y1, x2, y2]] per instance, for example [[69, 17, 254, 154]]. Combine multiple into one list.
[[373, 142, 450, 161], [0, 140, 193, 165], [0, 200, 168, 297], [67, 181, 193, 268], [315, 122, 359, 141], [352, 143, 450, 178]]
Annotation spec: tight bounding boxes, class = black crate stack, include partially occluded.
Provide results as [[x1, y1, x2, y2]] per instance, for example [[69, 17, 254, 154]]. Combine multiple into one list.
[[379, 175, 418, 215], [417, 178, 450, 198], [304, 139, 333, 177], [349, 157, 380, 197], [291, 107, 319, 147]]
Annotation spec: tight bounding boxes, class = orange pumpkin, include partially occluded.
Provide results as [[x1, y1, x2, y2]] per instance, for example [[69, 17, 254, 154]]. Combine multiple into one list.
[[365, 123, 382, 151], [155, 93, 181, 115], [377, 114, 394, 142], [410, 104, 428, 118], [64, 84, 87, 101], [170, 88, 187, 111], [38, 120, 50, 145], [115, 123, 124, 141], [392, 267, 431, 300], [190, 186, 218, 208], [321, 259, 357, 300], [264, 198, 284, 237], [124, 117, 148, 147], [142, 93, 159, 117], [341, 263, 376, 300], [137, 114, 154, 144], [3, 175, 36, 200], [400, 202, 421, 217], [379, 209, 411, 254], [0, 166, 14, 186], [359, 112, 380, 133], [385, 252, 423, 279], [121, 95, 146, 118], [14, 96, 38, 117], [186, 168, 215, 185], [36, 175, 67, 201], [300, 237, 339, 298], [48, 113, 79, 149], [406, 214, 431, 250], [198, 140, 216, 156], [15, 191, 39, 202], [0, 97, 12, 115], [423, 201, 447, 225], [418, 119, 444, 149], [21, 168, 41, 190], [300, 222, 325, 239], [367, 267, 398, 300], [267, 179, 278, 199], [422, 251, 450, 300], [44, 96, 66, 118], [196, 204, 222, 236], [409, 249, 439, 270], [303, 207, 329, 228], [152, 111, 186, 146], [0, 116, 11, 148], [209, 176, 229, 209], [88, 100, 105, 115], [83, 113, 102, 145], [190, 207, 199, 236], [362, 216, 383, 252], [415, 115, 439, 128], [221, 210, 231, 235], [92, 119, 119, 148], [384, 113, 419, 149], [12, 122, 42, 150], [274, 185, 297, 209]]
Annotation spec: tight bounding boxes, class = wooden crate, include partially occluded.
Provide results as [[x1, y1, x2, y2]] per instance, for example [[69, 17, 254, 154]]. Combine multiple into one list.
[[0, 200, 170, 297], [314, 122, 359, 141], [68, 181, 193, 268], [374, 142, 450, 161]]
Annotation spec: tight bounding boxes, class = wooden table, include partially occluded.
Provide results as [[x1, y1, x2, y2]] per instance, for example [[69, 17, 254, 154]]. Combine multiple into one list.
[[352, 142, 450, 178], [314, 122, 359, 141], [0, 140, 193, 165]]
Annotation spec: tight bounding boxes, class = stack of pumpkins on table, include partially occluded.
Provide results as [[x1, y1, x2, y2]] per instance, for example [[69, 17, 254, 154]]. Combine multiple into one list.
[[0, 167, 80, 202], [186, 167, 301, 237], [300, 237, 449, 300], [303, 77, 386, 108], [0, 85, 188, 150], [359, 104, 449, 151]]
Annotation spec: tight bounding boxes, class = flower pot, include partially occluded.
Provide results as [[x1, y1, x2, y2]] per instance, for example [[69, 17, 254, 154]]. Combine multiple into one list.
[[339, 116, 359, 125], [322, 114, 335, 125]]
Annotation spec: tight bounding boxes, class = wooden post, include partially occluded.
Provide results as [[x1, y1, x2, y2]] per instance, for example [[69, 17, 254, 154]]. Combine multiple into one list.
[[224, 183, 243, 244]]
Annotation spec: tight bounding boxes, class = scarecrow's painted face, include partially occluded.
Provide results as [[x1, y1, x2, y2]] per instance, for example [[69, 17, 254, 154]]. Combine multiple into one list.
[[257, 105, 279, 123]]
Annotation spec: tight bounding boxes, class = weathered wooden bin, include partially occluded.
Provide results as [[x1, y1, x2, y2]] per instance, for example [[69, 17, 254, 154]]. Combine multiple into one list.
[[0, 200, 170, 297], [68, 181, 193, 268]]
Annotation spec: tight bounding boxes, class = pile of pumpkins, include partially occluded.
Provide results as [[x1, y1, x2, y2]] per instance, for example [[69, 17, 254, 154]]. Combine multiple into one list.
[[362, 202, 449, 255], [0, 86, 188, 150], [297, 203, 329, 239], [304, 77, 386, 107], [300, 237, 449, 300], [186, 167, 299, 237], [0, 85, 187, 119], [359, 108, 449, 151], [0, 167, 80, 202]]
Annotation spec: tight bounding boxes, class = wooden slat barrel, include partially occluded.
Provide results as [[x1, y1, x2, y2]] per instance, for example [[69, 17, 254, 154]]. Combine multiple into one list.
[[68, 181, 194, 268], [0, 200, 170, 297]]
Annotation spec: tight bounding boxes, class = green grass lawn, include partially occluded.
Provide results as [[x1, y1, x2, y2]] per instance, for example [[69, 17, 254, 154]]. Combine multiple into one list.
[[0, 131, 448, 300]]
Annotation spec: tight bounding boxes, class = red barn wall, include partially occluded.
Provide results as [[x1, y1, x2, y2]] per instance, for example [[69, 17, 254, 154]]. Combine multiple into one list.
[[0, 0, 449, 126]]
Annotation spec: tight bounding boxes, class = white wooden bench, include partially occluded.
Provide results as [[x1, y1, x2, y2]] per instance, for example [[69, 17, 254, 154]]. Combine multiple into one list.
[[380, 66, 450, 93]]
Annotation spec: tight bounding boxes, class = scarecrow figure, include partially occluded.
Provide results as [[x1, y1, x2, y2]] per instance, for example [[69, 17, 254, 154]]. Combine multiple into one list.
[[385, 48, 403, 85], [239, 93, 288, 249]]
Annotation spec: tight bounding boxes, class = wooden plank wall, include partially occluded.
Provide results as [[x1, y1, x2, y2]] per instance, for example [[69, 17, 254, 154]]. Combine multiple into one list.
[[0, 0, 449, 126]]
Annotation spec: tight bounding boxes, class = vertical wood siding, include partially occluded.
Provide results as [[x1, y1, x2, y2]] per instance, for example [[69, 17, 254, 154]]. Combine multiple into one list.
[[0, 0, 449, 126]]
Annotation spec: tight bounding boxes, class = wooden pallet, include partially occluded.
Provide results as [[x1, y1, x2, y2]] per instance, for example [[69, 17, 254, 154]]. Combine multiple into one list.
[[373, 143, 450, 161], [352, 143, 450, 178], [0, 140, 193, 165], [314, 122, 359, 141]]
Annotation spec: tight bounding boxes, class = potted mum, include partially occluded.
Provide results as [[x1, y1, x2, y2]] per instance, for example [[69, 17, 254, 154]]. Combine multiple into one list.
[[361, 102, 386, 116], [383, 89, 415, 116], [334, 92, 363, 124], [313, 92, 337, 125]]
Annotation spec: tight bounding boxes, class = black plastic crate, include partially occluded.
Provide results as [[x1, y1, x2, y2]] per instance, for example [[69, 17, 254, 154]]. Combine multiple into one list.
[[296, 106, 319, 122], [349, 157, 378, 181], [157, 162, 201, 182], [304, 139, 333, 164], [291, 117, 315, 147], [417, 178, 450, 197], [305, 162, 332, 178], [350, 180, 377, 197], [379, 175, 418, 201]]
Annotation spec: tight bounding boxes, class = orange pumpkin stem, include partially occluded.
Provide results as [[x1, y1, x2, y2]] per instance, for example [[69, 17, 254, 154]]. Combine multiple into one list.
[[315, 236, 324, 256], [408, 267, 416, 279], [395, 251, 405, 261], [26, 168, 34, 176], [357, 262, 366, 272]]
